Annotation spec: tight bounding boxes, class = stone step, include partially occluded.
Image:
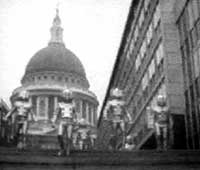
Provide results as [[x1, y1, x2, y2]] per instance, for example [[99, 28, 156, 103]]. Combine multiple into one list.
[[1, 147, 200, 166]]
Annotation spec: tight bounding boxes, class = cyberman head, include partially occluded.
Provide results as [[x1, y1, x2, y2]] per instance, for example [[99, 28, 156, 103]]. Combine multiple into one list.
[[156, 95, 167, 107], [108, 88, 125, 108], [110, 88, 124, 98], [62, 89, 73, 103], [17, 90, 29, 101]]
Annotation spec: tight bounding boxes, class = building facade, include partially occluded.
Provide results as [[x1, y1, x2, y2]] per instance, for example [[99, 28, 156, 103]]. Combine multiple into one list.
[[0, 98, 10, 144], [97, 0, 187, 150], [174, 0, 200, 149], [11, 10, 98, 137]]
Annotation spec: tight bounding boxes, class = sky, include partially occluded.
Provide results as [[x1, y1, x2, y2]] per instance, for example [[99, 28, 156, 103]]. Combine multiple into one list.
[[0, 0, 131, 113]]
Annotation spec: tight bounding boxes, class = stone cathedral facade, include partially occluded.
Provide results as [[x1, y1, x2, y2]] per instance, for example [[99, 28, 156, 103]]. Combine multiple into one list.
[[11, 9, 98, 136]]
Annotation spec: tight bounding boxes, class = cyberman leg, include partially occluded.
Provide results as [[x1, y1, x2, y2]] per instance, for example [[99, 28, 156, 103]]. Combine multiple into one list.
[[16, 123, 23, 150], [112, 122, 117, 150], [120, 121, 126, 149], [57, 122, 65, 156], [155, 123, 162, 150], [21, 120, 28, 149], [66, 124, 73, 155], [163, 126, 168, 150]]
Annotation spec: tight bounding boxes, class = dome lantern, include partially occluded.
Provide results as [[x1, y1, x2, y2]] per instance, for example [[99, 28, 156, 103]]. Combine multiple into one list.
[[49, 7, 64, 45]]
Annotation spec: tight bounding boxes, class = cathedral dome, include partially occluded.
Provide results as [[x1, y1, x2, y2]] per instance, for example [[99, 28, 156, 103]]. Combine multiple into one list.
[[25, 43, 86, 78]]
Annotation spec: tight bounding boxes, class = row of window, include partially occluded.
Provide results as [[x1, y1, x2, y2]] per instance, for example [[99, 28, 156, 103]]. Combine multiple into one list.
[[178, 0, 200, 46], [126, 0, 152, 60], [141, 42, 164, 90], [134, 2, 161, 72], [25, 75, 82, 85]]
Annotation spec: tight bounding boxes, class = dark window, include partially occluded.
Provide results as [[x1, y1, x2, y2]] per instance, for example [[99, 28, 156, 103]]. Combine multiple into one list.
[[58, 77, 62, 81]]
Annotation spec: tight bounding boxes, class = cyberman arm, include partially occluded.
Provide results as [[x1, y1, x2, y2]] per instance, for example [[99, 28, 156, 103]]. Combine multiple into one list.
[[103, 103, 111, 121], [29, 109, 37, 122], [124, 107, 132, 123], [4, 107, 17, 120], [73, 109, 78, 121], [51, 108, 60, 124]]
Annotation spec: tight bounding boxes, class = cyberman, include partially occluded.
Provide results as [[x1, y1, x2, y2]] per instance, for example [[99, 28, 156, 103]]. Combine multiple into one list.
[[75, 118, 90, 150], [124, 135, 135, 151], [5, 90, 36, 149], [105, 88, 132, 149], [152, 95, 169, 150], [52, 89, 77, 156]]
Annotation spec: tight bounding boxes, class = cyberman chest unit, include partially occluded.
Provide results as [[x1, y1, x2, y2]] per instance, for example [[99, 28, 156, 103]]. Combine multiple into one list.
[[14, 101, 32, 117], [59, 102, 74, 118]]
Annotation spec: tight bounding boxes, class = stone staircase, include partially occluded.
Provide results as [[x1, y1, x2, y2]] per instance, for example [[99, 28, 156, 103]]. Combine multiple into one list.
[[1, 147, 200, 170]]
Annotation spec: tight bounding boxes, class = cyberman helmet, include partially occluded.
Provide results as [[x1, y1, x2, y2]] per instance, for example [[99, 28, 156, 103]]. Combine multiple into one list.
[[109, 88, 125, 107], [62, 89, 73, 101], [110, 88, 124, 98], [18, 90, 29, 100], [156, 95, 167, 107]]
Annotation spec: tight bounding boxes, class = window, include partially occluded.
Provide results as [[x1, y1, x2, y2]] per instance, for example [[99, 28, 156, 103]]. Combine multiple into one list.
[[142, 72, 149, 90], [38, 97, 48, 120], [139, 8, 144, 28], [140, 39, 147, 60], [135, 54, 141, 71], [126, 50, 131, 60], [153, 4, 161, 29], [130, 38, 135, 52], [192, 0, 199, 21], [58, 76, 62, 81], [156, 42, 164, 65], [147, 22, 153, 45], [188, 1, 194, 30], [144, 0, 150, 11], [134, 26, 139, 42], [148, 58, 155, 80]]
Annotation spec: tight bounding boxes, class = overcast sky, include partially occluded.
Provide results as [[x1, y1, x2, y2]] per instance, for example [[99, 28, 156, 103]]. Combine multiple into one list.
[[0, 0, 131, 113]]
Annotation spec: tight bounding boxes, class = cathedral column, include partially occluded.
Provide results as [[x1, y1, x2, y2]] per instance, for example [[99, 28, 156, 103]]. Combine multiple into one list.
[[86, 102, 89, 123], [76, 100, 81, 119], [45, 97, 49, 120], [28, 97, 33, 120], [29, 96, 32, 104], [94, 107, 97, 125], [54, 96, 58, 112], [91, 105, 94, 126], [79, 100, 83, 118], [36, 97, 40, 118]]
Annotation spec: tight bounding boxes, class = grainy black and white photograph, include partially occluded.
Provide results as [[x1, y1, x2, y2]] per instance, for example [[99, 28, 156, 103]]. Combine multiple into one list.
[[0, 0, 200, 169]]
